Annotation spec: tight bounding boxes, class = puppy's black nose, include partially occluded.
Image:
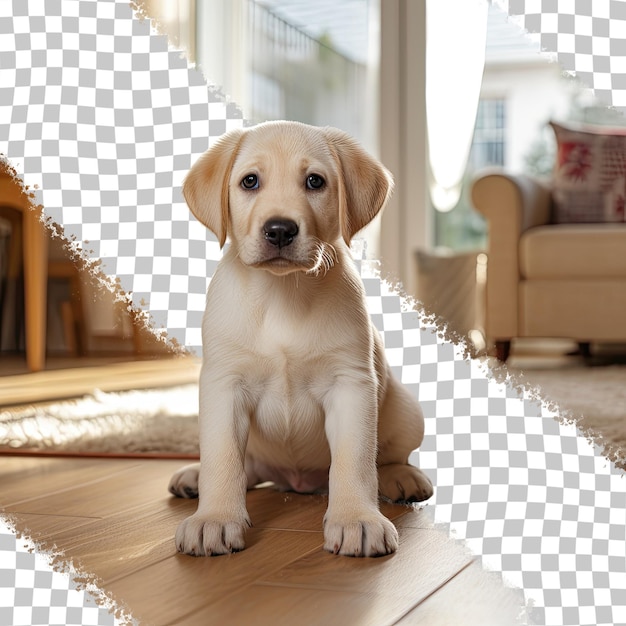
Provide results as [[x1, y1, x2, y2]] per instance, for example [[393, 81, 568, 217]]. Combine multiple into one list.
[[263, 219, 299, 248]]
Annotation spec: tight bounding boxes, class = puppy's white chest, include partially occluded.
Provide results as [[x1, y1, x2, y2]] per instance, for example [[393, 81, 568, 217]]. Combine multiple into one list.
[[246, 310, 332, 438], [254, 303, 316, 358], [252, 351, 326, 422]]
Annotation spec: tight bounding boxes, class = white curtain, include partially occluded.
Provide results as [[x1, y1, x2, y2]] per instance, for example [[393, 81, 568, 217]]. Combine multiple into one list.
[[426, 0, 489, 212]]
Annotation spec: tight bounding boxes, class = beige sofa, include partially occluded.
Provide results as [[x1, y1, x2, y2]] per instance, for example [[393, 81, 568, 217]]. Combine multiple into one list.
[[471, 171, 626, 361]]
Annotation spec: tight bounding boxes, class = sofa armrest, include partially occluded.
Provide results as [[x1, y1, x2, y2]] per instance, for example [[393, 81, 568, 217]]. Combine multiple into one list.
[[471, 170, 552, 343]]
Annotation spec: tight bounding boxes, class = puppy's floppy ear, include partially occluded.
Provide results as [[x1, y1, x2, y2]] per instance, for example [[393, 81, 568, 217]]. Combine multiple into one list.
[[183, 128, 245, 248], [323, 127, 394, 245]]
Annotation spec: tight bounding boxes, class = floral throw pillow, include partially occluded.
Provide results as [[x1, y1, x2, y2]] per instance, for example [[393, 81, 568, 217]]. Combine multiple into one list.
[[549, 121, 626, 223]]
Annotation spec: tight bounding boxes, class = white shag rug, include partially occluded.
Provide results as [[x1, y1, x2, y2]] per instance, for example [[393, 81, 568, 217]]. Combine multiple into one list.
[[0, 385, 200, 456], [1, 366, 625, 465]]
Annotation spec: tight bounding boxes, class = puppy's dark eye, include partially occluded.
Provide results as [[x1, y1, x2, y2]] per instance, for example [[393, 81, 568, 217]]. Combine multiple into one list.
[[306, 174, 325, 190], [241, 174, 259, 190]]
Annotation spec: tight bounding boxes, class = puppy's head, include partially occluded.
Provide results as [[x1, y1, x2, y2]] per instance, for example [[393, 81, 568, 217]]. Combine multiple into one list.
[[183, 121, 393, 275]]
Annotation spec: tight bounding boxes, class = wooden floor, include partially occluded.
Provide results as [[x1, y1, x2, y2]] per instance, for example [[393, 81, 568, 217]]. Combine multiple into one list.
[[0, 355, 201, 407], [0, 455, 526, 625]]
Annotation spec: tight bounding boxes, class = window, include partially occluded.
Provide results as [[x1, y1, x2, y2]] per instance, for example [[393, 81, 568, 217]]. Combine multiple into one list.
[[246, 1, 374, 145], [469, 98, 506, 170], [434, 97, 507, 252]]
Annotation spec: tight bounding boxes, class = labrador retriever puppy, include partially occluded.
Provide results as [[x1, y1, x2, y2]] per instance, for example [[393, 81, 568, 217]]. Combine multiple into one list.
[[169, 121, 433, 557]]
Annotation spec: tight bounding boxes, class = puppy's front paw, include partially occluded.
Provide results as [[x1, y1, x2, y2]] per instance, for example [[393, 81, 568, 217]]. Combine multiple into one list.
[[323, 511, 398, 557], [168, 463, 200, 499], [175, 513, 251, 556], [378, 464, 434, 503]]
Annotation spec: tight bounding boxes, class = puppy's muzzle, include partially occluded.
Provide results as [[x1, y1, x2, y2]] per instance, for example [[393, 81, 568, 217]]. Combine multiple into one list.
[[264, 218, 299, 249]]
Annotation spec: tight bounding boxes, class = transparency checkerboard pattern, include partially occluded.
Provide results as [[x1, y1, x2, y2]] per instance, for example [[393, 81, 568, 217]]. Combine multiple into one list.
[[0, 0, 243, 352], [494, 0, 626, 113], [1, 1, 626, 625], [363, 262, 626, 625], [0, 518, 124, 626]]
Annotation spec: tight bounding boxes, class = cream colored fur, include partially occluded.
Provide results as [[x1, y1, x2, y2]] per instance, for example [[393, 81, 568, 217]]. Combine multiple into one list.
[[169, 121, 433, 557]]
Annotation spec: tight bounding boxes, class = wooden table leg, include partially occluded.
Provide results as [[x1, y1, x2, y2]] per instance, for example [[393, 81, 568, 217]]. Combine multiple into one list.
[[22, 207, 48, 372]]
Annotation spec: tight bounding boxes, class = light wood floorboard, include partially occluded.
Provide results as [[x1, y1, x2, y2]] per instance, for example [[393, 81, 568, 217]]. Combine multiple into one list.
[[0, 355, 200, 407], [0, 456, 526, 625]]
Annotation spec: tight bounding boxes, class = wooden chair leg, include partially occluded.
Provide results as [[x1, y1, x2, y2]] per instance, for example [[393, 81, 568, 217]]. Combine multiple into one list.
[[22, 207, 48, 372], [495, 340, 511, 362], [60, 300, 78, 356]]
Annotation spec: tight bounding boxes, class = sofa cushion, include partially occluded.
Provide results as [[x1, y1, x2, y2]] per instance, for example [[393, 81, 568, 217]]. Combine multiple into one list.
[[520, 223, 626, 279], [549, 121, 626, 223], [520, 279, 626, 340]]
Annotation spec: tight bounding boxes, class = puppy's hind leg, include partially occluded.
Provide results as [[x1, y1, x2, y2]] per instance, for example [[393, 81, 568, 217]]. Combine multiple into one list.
[[377, 376, 434, 503], [378, 463, 433, 503], [168, 457, 262, 499], [168, 462, 201, 498]]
